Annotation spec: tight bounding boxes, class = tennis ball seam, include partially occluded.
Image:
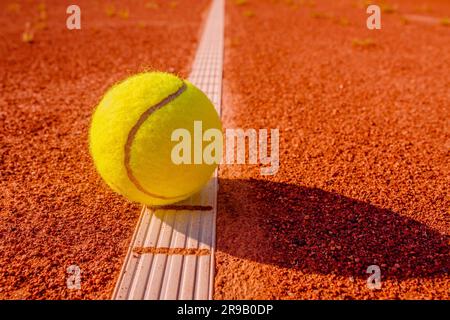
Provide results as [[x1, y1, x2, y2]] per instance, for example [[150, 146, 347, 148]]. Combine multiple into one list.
[[124, 81, 190, 200]]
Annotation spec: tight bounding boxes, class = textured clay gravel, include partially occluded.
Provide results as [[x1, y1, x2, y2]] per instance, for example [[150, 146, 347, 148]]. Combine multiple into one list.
[[215, 0, 449, 299], [0, 0, 208, 299]]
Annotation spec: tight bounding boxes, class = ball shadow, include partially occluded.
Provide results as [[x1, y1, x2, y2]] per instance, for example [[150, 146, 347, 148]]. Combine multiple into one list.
[[216, 178, 449, 280]]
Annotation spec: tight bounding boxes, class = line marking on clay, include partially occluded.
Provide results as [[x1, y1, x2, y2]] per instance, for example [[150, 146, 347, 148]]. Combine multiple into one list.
[[150, 205, 213, 211], [133, 247, 210, 256]]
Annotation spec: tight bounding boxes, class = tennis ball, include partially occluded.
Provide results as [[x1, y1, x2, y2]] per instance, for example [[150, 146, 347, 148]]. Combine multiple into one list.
[[89, 72, 222, 206]]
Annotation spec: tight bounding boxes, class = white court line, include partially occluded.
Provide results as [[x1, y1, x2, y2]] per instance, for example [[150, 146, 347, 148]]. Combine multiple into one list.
[[112, 0, 224, 300]]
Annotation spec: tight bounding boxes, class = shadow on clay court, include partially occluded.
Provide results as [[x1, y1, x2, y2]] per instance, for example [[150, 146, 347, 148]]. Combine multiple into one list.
[[215, 178, 449, 280]]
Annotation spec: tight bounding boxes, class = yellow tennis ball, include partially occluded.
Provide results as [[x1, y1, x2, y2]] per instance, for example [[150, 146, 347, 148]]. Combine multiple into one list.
[[89, 72, 222, 206]]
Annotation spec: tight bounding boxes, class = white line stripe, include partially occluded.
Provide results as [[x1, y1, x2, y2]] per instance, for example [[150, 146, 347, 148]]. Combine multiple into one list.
[[112, 0, 224, 300]]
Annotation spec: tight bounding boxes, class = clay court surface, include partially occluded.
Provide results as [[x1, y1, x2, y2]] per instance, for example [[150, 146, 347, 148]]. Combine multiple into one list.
[[0, 0, 449, 299]]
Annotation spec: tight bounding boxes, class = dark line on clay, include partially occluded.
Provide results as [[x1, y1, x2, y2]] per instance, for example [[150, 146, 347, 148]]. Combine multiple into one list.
[[133, 247, 210, 256], [149, 205, 213, 211]]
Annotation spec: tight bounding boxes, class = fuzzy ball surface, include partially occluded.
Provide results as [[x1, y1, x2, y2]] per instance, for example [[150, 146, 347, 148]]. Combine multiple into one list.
[[89, 72, 222, 206]]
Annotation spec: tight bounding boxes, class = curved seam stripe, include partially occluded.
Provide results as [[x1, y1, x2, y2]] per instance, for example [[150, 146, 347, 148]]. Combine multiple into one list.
[[124, 82, 190, 200]]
